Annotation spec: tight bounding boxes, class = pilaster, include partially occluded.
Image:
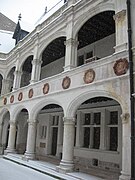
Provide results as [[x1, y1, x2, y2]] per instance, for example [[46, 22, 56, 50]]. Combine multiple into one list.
[[13, 70, 22, 91]]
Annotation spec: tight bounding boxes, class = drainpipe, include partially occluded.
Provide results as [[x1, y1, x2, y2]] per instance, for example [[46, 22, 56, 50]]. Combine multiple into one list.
[[127, 0, 135, 180]]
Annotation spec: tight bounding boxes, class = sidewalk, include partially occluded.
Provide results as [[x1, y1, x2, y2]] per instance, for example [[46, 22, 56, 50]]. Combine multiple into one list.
[[3, 154, 103, 180]]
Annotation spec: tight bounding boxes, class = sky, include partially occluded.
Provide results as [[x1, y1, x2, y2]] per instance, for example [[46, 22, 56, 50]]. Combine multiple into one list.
[[0, 0, 60, 25]]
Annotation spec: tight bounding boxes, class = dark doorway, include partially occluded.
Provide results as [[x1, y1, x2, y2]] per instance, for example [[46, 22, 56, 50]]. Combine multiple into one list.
[[51, 127, 58, 155]]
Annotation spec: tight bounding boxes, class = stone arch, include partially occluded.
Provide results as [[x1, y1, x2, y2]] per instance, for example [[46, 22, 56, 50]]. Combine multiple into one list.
[[66, 90, 127, 118], [38, 31, 66, 60], [73, 2, 115, 39], [5, 66, 16, 79], [30, 98, 64, 120], [0, 108, 10, 124]]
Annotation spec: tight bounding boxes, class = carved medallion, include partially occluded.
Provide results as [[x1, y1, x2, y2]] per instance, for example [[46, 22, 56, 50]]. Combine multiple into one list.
[[18, 92, 23, 101], [83, 69, 95, 84], [43, 83, 49, 94], [62, 76, 71, 89], [28, 88, 33, 98], [10, 95, 14, 103], [113, 58, 128, 76], [3, 97, 7, 105]]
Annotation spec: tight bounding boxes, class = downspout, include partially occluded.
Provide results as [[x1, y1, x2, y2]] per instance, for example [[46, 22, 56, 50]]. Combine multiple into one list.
[[127, 0, 135, 180]]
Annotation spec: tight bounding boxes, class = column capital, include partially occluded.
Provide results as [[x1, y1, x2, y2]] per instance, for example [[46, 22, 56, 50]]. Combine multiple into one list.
[[9, 121, 16, 126], [64, 38, 79, 47], [14, 70, 22, 76], [63, 117, 75, 125], [113, 10, 126, 22], [120, 113, 130, 124], [27, 119, 38, 125], [32, 59, 42, 66]]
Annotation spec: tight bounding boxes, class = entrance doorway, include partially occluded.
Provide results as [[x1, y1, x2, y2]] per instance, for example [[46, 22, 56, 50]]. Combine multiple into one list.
[[51, 127, 58, 155]]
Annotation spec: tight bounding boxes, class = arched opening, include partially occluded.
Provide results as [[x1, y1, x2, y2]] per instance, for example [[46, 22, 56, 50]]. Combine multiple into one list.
[[77, 11, 115, 66], [36, 104, 64, 163], [6, 67, 15, 93], [20, 55, 33, 88], [41, 37, 66, 80], [1, 111, 10, 152], [15, 109, 28, 154], [0, 74, 3, 95], [73, 96, 122, 179]]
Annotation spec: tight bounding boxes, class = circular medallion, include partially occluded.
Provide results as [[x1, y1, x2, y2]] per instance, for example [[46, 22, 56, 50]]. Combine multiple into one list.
[[113, 58, 128, 76], [28, 89, 33, 98], [10, 95, 14, 103], [83, 69, 95, 84], [18, 92, 23, 101], [3, 97, 7, 105], [43, 83, 49, 94], [62, 76, 71, 89]]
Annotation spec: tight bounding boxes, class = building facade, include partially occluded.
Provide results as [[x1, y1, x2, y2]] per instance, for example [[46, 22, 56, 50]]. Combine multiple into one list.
[[0, 0, 134, 179]]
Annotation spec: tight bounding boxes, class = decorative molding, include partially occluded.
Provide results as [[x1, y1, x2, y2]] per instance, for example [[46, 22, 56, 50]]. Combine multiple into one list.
[[10, 95, 14, 103], [113, 10, 126, 22], [62, 76, 71, 89], [3, 97, 7, 105], [121, 113, 130, 124], [18, 92, 23, 101], [83, 69, 95, 84], [28, 89, 34, 98], [113, 58, 128, 76], [43, 83, 49, 94]]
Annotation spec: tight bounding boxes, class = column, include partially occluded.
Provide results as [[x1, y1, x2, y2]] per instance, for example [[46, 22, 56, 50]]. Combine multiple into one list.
[[57, 117, 75, 173], [1, 79, 11, 95], [114, 0, 128, 52], [64, 38, 79, 71], [25, 120, 37, 159], [0, 122, 3, 154], [6, 121, 16, 153], [56, 114, 63, 158], [30, 59, 42, 84], [12, 70, 22, 91], [119, 113, 131, 180]]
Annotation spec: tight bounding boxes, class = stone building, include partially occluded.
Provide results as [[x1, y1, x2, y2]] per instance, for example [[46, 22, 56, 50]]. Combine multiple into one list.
[[0, 0, 134, 179]]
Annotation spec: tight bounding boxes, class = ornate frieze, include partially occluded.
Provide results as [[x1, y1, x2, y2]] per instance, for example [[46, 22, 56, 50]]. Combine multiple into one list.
[[28, 89, 34, 98], [3, 97, 7, 105], [10, 95, 14, 103], [62, 76, 71, 89], [113, 58, 128, 76], [83, 69, 95, 84], [18, 92, 23, 101], [43, 83, 49, 94]]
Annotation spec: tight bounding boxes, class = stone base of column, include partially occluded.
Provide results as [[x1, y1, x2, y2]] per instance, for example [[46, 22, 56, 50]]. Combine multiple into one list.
[[64, 65, 76, 72], [114, 43, 127, 53], [4, 148, 16, 155], [119, 171, 130, 180], [56, 160, 74, 173], [24, 151, 35, 160]]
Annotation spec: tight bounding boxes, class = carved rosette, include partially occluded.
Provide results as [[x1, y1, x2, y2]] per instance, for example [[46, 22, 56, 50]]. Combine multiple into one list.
[[3, 97, 7, 105], [18, 92, 23, 101], [10, 95, 14, 103], [62, 76, 71, 89], [113, 58, 128, 76], [28, 89, 34, 98], [43, 83, 49, 94], [83, 69, 95, 84]]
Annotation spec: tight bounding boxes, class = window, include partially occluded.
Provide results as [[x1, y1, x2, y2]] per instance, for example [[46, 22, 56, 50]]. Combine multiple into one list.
[[78, 55, 84, 66], [40, 125, 47, 139]]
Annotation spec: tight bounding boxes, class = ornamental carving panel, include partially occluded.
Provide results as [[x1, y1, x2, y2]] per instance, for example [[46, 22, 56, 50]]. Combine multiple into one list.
[[10, 95, 14, 103], [62, 76, 71, 89], [28, 89, 34, 98], [113, 58, 128, 76], [18, 92, 23, 101], [83, 69, 95, 84], [43, 83, 49, 94], [3, 97, 7, 105]]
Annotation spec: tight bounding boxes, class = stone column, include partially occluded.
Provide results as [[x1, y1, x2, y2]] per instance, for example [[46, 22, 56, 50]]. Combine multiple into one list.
[[114, 0, 128, 52], [57, 117, 75, 173], [13, 70, 22, 91], [0, 122, 3, 146], [64, 38, 79, 71], [25, 120, 37, 159], [30, 59, 42, 84], [6, 121, 16, 153], [56, 114, 63, 158], [119, 113, 131, 180]]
